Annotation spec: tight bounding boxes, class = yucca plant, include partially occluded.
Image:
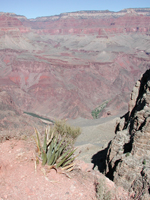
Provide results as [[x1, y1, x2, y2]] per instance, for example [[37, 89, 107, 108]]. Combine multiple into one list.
[[34, 127, 76, 171]]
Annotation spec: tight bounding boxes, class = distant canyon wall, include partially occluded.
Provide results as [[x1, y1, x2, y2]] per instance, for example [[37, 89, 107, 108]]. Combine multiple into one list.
[[0, 9, 149, 119]]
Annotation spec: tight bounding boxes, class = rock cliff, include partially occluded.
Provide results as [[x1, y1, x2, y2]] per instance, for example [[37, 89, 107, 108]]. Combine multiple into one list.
[[105, 69, 150, 199]]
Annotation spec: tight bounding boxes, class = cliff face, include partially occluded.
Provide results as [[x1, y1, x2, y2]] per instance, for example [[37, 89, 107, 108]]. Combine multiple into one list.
[[105, 69, 150, 199], [0, 9, 150, 119], [22, 8, 150, 35]]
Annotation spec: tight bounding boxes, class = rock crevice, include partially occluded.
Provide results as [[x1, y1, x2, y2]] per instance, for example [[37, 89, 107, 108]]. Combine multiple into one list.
[[105, 69, 150, 199]]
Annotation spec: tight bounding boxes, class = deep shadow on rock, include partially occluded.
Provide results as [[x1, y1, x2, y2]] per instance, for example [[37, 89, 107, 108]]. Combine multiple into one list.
[[92, 69, 150, 199], [91, 141, 111, 173]]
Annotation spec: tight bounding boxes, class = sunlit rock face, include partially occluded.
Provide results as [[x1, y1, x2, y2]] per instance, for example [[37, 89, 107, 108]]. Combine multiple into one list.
[[0, 9, 150, 119], [105, 69, 150, 199]]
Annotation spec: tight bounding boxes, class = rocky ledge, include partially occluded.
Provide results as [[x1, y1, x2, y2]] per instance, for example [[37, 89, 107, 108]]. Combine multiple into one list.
[[104, 69, 150, 199]]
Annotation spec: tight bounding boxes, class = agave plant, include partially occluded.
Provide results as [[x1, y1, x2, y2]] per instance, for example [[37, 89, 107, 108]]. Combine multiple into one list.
[[34, 128, 76, 171]]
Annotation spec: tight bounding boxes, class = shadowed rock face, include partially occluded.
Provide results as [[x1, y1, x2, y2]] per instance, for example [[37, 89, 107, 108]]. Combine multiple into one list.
[[0, 9, 150, 119], [105, 69, 150, 199]]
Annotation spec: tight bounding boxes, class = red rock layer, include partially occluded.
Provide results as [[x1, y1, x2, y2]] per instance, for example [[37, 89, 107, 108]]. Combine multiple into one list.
[[0, 9, 149, 119]]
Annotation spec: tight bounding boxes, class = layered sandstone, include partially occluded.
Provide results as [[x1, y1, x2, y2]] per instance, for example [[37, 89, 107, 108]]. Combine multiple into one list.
[[0, 9, 150, 119]]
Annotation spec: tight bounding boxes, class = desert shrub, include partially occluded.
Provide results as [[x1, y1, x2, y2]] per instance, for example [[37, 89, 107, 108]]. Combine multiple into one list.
[[35, 127, 76, 171], [95, 178, 111, 200], [53, 120, 81, 142]]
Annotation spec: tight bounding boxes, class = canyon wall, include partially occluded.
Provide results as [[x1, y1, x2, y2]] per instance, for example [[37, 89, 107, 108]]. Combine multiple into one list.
[[0, 9, 150, 119]]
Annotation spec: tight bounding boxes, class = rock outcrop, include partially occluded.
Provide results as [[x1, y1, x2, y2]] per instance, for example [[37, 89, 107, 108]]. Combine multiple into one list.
[[105, 69, 150, 199]]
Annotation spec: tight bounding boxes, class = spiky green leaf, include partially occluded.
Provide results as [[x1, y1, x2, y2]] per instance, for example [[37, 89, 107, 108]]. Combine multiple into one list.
[[56, 148, 75, 168], [43, 132, 47, 153], [42, 149, 47, 165], [47, 151, 55, 165], [62, 154, 76, 167]]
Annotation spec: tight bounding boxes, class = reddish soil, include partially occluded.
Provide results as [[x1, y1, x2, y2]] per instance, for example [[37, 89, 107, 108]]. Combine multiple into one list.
[[0, 139, 131, 200]]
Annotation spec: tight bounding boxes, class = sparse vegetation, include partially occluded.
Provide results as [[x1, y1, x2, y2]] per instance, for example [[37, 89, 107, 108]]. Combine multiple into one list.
[[53, 120, 81, 142], [35, 128, 76, 170], [95, 178, 111, 200], [142, 159, 146, 165], [125, 152, 130, 157], [91, 100, 109, 119], [34, 120, 81, 170]]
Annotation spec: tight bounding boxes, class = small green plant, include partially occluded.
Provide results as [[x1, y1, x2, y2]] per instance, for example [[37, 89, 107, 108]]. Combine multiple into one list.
[[34, 126, 77, 171], [142, 159, 146, 165], [125, 152, 130, 157]]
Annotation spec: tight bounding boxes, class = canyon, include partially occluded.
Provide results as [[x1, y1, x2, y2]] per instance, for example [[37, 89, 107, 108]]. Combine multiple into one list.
[[0, 8, 150, 121], [0, 8, 150, 199]]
